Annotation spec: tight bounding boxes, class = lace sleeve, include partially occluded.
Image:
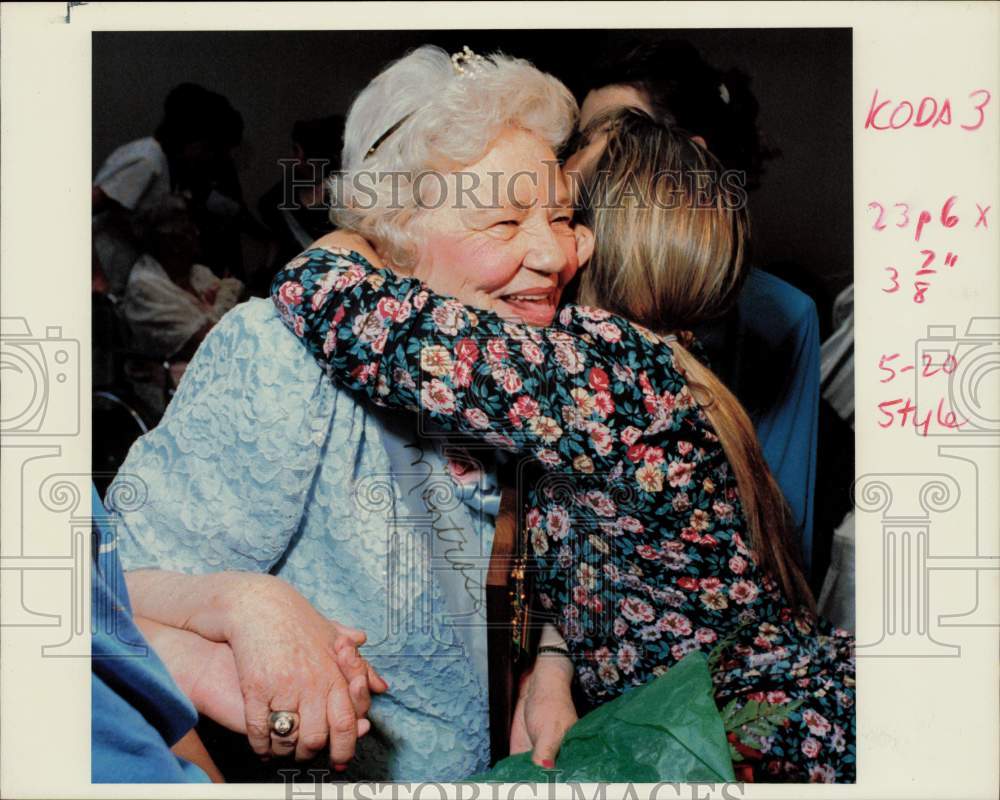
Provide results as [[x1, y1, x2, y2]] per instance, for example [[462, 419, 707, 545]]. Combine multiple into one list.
[[107, 300, 339, 574]]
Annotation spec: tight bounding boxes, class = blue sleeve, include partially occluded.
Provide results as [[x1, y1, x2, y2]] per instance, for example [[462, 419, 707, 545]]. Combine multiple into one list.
[[737, 272, 820, 570], [92, 678, 210, 784], [106, 299, 337, 575], [91, 486, 210, 783]]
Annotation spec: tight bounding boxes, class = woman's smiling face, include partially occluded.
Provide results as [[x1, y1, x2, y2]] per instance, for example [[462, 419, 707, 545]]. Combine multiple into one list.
[[412, 127, 581, 327]]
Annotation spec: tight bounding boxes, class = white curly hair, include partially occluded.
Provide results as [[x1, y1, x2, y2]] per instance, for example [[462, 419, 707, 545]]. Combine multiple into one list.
[[330, 45, 578, 268]]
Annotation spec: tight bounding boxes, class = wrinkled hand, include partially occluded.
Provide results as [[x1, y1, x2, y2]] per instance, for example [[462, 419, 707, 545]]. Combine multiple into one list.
[[143, 618, 385, 750], [221, 574, 388, 765], [509, 658, 577, 769]]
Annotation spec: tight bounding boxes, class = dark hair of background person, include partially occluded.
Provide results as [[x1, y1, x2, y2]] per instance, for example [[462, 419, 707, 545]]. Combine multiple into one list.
[[291, 114, 344, 178], [244, 114, 345, 297], [583, 39, 779, 192], [155, 82, 244, 156]]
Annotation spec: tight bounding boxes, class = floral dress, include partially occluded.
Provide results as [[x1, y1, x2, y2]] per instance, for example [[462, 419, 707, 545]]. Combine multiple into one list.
[[271, 247, 856, 783]]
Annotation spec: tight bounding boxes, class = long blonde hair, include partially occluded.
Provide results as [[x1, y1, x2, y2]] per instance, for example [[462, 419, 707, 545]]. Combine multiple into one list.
[[576, 107, 814, 610]]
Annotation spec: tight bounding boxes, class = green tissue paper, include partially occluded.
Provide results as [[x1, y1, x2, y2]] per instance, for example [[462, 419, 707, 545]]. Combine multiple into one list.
[[472, 652, 735, 783]]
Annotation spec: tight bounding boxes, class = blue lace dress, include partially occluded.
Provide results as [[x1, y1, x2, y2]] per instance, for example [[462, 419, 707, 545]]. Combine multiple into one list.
[[105, 298, 497, 781]]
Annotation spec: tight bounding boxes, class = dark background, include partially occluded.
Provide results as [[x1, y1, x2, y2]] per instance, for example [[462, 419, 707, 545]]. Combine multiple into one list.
[[93, 28, 853, 322]]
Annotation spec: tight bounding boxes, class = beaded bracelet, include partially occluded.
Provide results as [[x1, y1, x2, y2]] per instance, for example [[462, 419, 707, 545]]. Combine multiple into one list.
[[536, 645, 572, 659]]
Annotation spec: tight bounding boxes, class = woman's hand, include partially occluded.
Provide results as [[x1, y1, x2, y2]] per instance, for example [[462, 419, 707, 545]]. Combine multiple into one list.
[[139, 613, 386, 753], [509, 655, 577, 769], [125, 569, 388, 767], [217, 573, 389, 766], [136, 616, 247, 733]]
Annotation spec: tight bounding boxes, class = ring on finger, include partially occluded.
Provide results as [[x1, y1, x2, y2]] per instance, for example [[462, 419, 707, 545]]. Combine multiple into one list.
[[269, 710, 300, 738]]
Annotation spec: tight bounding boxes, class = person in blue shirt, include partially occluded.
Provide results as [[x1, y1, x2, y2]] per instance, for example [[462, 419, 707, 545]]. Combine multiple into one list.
[[704, 268, 820, 572], [91, 483, 214, 783], [575, 40, 820, 574]]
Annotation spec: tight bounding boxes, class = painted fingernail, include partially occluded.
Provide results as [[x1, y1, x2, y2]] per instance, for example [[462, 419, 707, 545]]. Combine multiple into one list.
[[541, 759, 555, 768], [333, 763, 349, 772]]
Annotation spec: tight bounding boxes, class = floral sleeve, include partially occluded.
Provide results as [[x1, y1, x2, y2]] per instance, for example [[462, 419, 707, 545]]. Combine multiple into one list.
[[271, 247, 710, 479]]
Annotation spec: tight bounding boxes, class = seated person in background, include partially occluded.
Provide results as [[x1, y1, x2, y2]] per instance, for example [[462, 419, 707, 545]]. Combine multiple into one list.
[[256, 115, 343, 295], [121, 194, 244, 419], [578, 40, 822, 574], [93, 83, 242, 296]]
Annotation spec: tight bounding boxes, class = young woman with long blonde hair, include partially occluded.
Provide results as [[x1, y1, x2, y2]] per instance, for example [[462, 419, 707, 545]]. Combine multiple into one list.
[[272, 104, 855, 783]]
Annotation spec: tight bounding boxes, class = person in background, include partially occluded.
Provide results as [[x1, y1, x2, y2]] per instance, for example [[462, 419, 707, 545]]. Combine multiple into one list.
[[181, 99, 274, 285], [816, 285, 855, 630], [256, 115, 344, 295], [92, 482, 219, 783], [121, 194, 244, 419], [577, 40, 822, 577], [92, 83, 242, 296]]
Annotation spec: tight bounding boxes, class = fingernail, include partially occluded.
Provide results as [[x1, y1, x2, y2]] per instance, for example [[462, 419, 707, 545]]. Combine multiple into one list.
[[541, 759, 555, 768], [333, 763, 348, 772]]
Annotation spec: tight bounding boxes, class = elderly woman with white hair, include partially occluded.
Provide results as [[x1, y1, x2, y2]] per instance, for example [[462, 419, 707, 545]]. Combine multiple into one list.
[[105, 45, 582, 781]]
